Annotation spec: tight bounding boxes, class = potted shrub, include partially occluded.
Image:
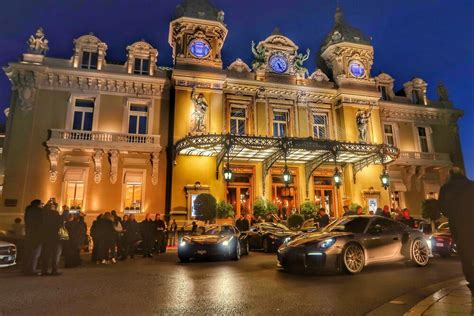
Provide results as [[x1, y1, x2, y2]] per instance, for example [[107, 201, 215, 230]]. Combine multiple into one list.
[[253, 197, 278, 220], [300, 201, 317, 219], [287, 213, 304, 230], [421, 198, 441, 232], [216, 201, 234, 224], [194, 193, 217, 223]]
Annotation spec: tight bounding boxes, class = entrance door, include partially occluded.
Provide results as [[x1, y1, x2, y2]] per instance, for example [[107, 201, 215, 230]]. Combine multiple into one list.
[[314, 177, 336, 217], [227, 186, 252, 217]]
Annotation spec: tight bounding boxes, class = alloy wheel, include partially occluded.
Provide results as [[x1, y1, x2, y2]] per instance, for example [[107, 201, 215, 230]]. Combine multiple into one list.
[[343, 244, 364, 274], [412, 239, 429, 266]]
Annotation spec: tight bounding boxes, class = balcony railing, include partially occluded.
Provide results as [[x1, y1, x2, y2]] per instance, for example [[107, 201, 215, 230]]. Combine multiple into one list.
[[395, 151, 451, 166], [47, 129, 161, 152]]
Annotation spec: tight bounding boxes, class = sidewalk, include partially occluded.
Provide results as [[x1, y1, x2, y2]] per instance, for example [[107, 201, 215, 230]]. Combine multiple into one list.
[[405, 280, 473, 315]]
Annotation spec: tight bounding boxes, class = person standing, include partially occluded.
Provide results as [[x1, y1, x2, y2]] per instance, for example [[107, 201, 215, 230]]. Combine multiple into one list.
[[381, 205, 391, 218], [355, 206, 364, 215], [23, 199, 43, 275], [317, 208, 330, 228], [40, 200, 69, 276], [154, 214, 166, 254], [64, 214, 85, 268], [99, 212, 117, 264], [168, 219, 178, 247], [438, 167, 474, 296], [235, 215, 246, 232], [123, 214, 141, 259], [90, 214, 102, 263], [400, 208, 415, 228], [140, 214, 154, 258]]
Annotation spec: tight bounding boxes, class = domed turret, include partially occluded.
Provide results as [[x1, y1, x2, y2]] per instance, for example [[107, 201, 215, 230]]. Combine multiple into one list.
[[174, 0, 224, 23]]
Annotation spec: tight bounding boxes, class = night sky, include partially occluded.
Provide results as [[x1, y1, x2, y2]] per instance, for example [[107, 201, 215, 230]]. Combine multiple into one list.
[[0, 0, 472, 178]]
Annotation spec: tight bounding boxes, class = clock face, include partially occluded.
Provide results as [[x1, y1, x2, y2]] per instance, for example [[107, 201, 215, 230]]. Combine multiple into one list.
[[269, 54, 288, 73], [189, 39, 210, 58], [349, 61, 365, 78]]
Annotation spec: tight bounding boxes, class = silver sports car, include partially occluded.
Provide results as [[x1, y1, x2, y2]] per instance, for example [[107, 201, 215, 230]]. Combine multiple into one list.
[[277, 216, 430, 274]]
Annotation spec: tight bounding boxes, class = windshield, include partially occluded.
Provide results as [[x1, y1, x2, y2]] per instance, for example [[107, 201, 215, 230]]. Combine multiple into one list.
[[204, 226, 234, 236], [260, 223, 289, 232], [322, 217, 370, 234]]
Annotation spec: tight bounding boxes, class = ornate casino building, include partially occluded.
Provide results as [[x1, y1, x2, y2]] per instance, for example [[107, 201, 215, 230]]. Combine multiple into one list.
[[0, 0, 464, 227]]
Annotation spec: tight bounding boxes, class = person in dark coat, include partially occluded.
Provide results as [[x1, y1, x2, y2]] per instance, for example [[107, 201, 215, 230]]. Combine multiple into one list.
[[123, 214, 141, 259], [154, 214, 167, 254], [64, 214, 86, 268], [235, 215, 246, 232], [140, 214, 154, 258], [317, 208, 330, 228], [98, 212, 117, 264], [40, 200, 69, 276], [23, 199, 43, 275], [191, 221, 198, 234], [90, 214, 102, 263], [438, 167, 474, 295], [381, 205, 392, 218], [399, 208, 415, 228], [342, 205, 355, 216], [168, 219, 178, 247]]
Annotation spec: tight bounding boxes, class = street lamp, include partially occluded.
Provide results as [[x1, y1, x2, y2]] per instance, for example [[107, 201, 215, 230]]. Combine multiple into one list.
[[380, 168, 390, 190], [223, 163, 233, 182], [282, 165, 292, 186], [333, 167, 342, 188]]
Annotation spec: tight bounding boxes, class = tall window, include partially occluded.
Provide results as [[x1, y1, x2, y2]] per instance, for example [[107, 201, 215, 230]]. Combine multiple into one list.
[[134, 58, 150, 75], [412, 90, 421, 104], [379, 86, 389, 101], [81, 51, 98, 69], [312, 113, 328, 139], [124, 172, 144, 213], [65, 182, 85, 210], [418, 127, 429, 153], [383, 124, 396, 146], [72, 99, 95, 131], [273, 110, 288, 137], [128, 104, 148, 134], [230, 107, 246, 135]]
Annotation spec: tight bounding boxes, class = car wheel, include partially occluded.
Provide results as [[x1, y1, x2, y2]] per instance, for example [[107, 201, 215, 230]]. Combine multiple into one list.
[[263, 238, 270, 253], [242, 240, 250, 255], [342, 243, 365, 274], [179, 256, 189, 263], [232, 241, 241, 261], [411, 239, 429, 266]]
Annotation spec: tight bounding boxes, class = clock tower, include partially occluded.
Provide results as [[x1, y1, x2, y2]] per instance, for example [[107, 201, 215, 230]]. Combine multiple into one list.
[[169, 0, 228, 69], [320, 6, 374, 85]]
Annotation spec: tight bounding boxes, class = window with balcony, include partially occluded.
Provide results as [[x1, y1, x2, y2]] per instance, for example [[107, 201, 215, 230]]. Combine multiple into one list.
[[383, 124, 396, 146], [128, 104, 148, 134], [312, 113, 328, 139], [273, 110, 288, 137], [378, 85, 389, 101], [123, 171, 145, 213], [230, 107, 246, 135], [81, 51, 99, 69], [133, 58, 150, 75], [417, 127, 429, 153], [72, 99, 95, 131]]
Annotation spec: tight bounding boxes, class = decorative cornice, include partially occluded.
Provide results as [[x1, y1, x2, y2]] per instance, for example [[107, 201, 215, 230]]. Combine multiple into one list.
[[380, 103, 463, 124]]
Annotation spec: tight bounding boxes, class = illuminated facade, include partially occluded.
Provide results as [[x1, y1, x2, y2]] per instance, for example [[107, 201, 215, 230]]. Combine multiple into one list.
[[0, 1, 464, 227]]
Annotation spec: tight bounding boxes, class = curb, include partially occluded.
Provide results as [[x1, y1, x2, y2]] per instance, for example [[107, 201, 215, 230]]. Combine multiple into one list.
[[366, 277, 465, 316]]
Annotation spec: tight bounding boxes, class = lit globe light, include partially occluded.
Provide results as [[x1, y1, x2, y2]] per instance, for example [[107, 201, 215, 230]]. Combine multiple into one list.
[[380, 170, 390, 190], [333, 168, 342, 188], [223, 165, 233, 182], [283, 167, 292, 185]]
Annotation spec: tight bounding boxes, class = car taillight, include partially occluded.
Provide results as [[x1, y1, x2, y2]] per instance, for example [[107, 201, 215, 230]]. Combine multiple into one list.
[[435, 237, 445, 242]]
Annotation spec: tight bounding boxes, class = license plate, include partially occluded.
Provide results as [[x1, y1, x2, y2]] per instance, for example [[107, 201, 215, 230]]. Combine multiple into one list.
[[197, 250, 207, 255], [436, 243, 444, 247]]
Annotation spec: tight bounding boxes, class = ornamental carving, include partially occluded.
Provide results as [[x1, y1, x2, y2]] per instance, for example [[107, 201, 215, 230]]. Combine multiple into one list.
[[309, 69, 330, 82], [48, 147, 60, 183], [27, 27, 49, 55], [151, 152, 160, 185], [190, 88, 209, 134], [109, 150, 119, 184], [93, 150, 103, 184], [227, 58, 251, 73], [5, 69, 37, 112]]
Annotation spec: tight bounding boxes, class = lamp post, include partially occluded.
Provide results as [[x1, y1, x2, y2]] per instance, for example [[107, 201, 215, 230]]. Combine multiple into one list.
[[333, 167, 342, 189], [283, 164, 292, 186], [223, 163, 233, 182], [380, 167, 390, 190]]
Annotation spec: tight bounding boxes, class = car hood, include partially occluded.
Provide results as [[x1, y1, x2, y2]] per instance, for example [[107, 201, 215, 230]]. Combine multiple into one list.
[[0, 241, 14, 247], [266, 231, 298, 237], [288, 231, 352, 247], [185, 235, 231, 245]]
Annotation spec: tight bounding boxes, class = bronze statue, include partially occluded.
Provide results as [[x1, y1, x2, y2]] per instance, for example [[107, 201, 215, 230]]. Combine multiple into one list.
[[28, 27, 49, 55], [251, 41, 265, 70], [294, 48, 310, 76]]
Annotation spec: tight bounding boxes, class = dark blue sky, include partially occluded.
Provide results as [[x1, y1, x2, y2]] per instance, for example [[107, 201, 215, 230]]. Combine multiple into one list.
[[0, 0, 473, 177]]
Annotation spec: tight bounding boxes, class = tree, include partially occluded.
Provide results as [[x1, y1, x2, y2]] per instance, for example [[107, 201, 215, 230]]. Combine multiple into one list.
[[287, 213, 304, 229], [300, 201, 317, 219], [194, 193, 217, 223], [252, 197, 278, 219], [421, 199, 441, 231], [216, 201, 234, 219]]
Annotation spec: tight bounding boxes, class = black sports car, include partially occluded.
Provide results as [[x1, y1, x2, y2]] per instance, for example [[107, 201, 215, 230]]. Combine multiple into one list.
[[247, 223, 298, 253], [277, 216, 431, 274], [430, 223, 456, 257], [178, 225, 249, 262]]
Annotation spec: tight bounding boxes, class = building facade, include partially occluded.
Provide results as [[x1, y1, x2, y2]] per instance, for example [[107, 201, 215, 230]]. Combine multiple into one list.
[[0, 1, 464, 227]]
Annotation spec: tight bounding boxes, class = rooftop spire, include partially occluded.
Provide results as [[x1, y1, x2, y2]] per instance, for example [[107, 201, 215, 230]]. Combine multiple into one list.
[[334, 5, 344, 25]]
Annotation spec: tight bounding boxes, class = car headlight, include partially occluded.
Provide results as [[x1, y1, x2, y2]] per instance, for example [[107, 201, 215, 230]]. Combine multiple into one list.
[[319, 238, 336, 249], [222, 240, 229, 247], [283, 237, 291, 244], [179, 240, 187, 247]]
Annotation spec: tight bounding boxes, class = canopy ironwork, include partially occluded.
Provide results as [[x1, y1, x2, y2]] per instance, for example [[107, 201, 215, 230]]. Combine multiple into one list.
[[174, 134, 399, 195]]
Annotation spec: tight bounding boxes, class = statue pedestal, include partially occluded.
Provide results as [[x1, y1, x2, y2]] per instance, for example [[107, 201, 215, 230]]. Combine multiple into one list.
[[22, 53, 44, 64], [296, 72, 306, 85], [255, 69, 265, 81]]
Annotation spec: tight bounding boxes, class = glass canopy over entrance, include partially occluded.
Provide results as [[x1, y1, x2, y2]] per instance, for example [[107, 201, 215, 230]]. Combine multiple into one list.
[[174, 134, 399, 194]]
